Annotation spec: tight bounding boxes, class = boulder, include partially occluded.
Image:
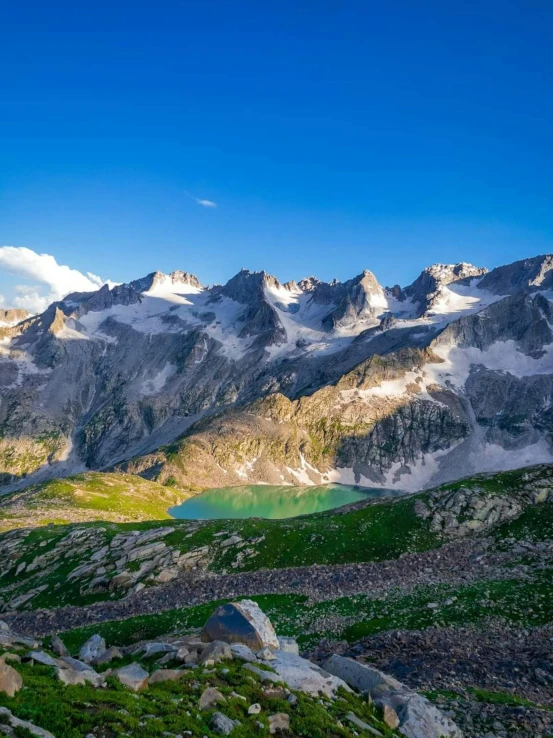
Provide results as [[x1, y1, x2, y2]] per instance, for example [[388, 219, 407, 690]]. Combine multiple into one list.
[[269, 713, 290, 734], [270, 651, 350, 697], [323, 655, 462, 738], [230, 643, 256, 662], [56, 666, 105, 688], [210, 712, 241, 735], [199, 640, 232, 665], [93, 646, 122, 666], [323, 655, 403, 693], [0, 706, 55, 738], [50, 634, 69, 657], [0, 621, 10, 632], [0, 657, 23, 697], [248, 703, 261, 715], [202, 600, 279, 650], [61, 656, 96, 672], [115, 663, 149, 691], [199, 686, 227, 710], [148, 668, 184, 685], [24, 651, 60, 667], [79, 634, 106, 664], [140, 642, 177, 658]]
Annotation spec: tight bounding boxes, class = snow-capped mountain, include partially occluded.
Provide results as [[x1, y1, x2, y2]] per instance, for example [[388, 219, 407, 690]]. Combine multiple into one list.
[[1, 254, 553, 493]]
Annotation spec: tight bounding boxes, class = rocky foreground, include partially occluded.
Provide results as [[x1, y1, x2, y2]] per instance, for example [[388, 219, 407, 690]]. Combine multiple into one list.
[[0, 599, 461, 738]]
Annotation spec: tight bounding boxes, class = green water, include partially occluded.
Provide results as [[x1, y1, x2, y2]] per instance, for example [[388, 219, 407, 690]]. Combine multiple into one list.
[[169, 483, 404, 520]]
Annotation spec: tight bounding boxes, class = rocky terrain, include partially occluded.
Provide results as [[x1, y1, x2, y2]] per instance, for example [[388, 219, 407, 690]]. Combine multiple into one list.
[[0, 254, 552, 493], [0, 464, 551, 736]]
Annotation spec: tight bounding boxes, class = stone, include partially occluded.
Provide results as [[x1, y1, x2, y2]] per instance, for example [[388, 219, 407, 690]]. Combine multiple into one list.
[[92, 646, 122, 666], [199, 640, 232, 665], [268, 713, 290, 734], [324, 655, 462, 738], [148, 669, 184, 684], [61, 656, 96, 672], [199, 687, 227, 710], [210, 712, 241, 735], [115, 663, 149, 692], [345, 712, 383, 736], [79, 634, 106, 664], [381, 703, 400, 729], [56, 666, 105, 688], [0, 657, 23, 697], [270, 651, 349, 697], [257, 646, 276, 661], [277, 637, 299, 655], [175, 646, 190, 661], [24, 651, 60, 667], [0, 706, 55, 737], [140, 642, 178, 658], [2, 654, 20, 664], [0, 621, 10, 632], [230, 643, 256, 662], [248, 703, 261, 715], [50, 634, 69, 657], [323, 655, 403, 693], [202, 600, 279, 650]]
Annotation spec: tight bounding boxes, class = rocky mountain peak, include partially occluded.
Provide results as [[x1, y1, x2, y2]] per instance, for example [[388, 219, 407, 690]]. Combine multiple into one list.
[[129, 270, 203, 293], [320, 269, 387, 331], [0, 309, 31, 327], [405, 262, 488, 315], [477, 253, 553, 295]]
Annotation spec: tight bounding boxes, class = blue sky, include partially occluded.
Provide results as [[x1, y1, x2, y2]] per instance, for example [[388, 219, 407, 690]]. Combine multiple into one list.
[[1, 0, 552, 310]]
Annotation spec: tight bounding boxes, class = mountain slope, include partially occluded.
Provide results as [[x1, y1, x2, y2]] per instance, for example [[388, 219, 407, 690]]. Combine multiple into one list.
[[0, 255, 552, 492]]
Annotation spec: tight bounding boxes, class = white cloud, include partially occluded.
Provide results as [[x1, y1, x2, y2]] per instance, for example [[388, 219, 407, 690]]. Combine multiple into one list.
[[195, 198, 217, 208], [0, 246, 114, 314]]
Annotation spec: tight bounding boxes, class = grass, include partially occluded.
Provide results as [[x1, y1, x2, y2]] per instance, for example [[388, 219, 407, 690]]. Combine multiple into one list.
[[0, 472, 190, 530], [0, 652, 399, 738]]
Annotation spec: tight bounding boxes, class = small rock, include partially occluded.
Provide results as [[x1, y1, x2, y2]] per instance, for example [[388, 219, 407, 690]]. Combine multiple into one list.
[[199, 687, 227, 710], [199, 640, 232, 665], [115, 663, 149, 692], [268, 713, 290, 734], [79, 634, 106, 664], [381, 703, 400, 729], [248, 703, 261, 715], [50, 635, 69, 657], [210, 712, 241, 735], [93, 646, 123, 666], [148, 669, 184, 684]]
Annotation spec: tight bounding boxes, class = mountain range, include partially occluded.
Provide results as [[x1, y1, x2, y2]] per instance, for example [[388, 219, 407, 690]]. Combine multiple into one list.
[[1, 253, 553, 495]]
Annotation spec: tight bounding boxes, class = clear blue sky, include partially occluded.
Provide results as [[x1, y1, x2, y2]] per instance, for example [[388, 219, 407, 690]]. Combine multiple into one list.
[[1, 0, 552, 293]]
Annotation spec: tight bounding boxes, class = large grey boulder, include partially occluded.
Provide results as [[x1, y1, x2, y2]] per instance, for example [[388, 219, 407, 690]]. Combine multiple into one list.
[[271, 651, 350, 697], [202, 599, 279, 650], [56, 666, 105, 688], [323, 655, 462, 738], [79, 634, 106, 664]]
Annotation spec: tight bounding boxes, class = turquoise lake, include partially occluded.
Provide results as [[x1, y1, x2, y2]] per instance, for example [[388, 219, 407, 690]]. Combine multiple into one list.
[[169, 483, 404, 520]]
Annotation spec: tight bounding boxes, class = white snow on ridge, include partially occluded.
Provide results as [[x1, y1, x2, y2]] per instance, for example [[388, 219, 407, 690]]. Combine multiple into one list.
[[427, 339, 553, 388], [139, 362, 176, 396]]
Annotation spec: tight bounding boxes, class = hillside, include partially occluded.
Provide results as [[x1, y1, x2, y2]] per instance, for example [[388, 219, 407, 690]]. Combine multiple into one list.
[[0, 464, 551, 736], [0, 472, 189, 531]]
